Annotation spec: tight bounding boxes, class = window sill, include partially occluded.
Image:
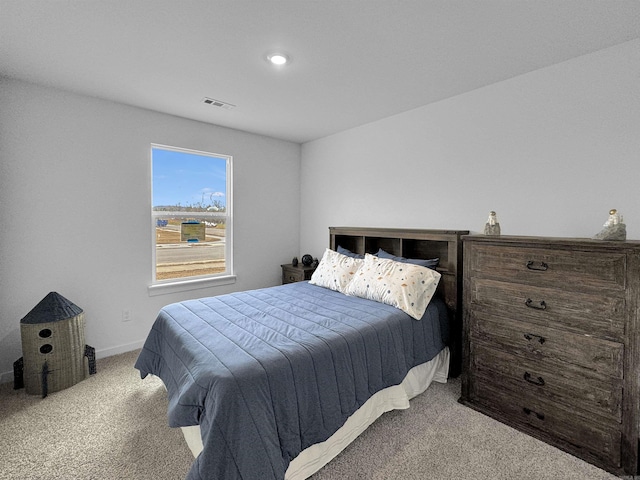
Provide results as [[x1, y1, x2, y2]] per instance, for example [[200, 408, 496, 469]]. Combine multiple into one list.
[[148, 274, 236, 297]]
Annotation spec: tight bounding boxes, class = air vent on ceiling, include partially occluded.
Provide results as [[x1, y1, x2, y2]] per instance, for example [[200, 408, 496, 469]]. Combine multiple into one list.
[[201, 97, 236, 110]]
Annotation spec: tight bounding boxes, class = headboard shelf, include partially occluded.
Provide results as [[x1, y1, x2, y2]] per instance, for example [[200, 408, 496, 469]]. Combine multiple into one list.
[[329, 226, 469, 377]]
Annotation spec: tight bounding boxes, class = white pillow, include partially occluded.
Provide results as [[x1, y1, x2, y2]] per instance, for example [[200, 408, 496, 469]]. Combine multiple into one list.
[[344, 254, 441, 320], [309, 248, 363, 292]]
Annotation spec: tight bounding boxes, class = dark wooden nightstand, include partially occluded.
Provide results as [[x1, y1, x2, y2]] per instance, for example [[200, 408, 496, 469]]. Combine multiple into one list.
[[281, 263, 316, 284]]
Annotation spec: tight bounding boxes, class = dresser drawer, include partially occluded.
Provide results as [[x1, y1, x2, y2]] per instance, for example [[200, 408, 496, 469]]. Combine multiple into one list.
[[469, 278, 625, 340], [281, 264, 316, 284], [470, 312, 624, 379], [472, 379, 622, 468], [467, 244, 627, 292], [282, 268, 306, 284], [472, 343, 623, 422]]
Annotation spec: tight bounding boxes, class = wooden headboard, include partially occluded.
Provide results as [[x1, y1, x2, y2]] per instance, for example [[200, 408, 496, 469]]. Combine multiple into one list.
[[329, 226, 469, 377]]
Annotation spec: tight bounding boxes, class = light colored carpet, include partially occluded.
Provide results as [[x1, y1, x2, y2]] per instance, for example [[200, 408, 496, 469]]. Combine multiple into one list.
[[309, 377, 618, 480], [0, 350, 619, 480], [0, 350, 193, 479]]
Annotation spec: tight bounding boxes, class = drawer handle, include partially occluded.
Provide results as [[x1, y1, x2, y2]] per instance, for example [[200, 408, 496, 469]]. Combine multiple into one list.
[[524, 333, 546, 344], [523, 372, 545, 386], [523, 407, 545, 420], [526, 260, 548, 271], [525, 298, 547, 310]]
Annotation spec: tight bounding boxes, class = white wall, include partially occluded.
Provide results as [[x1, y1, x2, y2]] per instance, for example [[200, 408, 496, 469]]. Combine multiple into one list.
[[300, 39, 640, 257], [0, 78, 301, 382]]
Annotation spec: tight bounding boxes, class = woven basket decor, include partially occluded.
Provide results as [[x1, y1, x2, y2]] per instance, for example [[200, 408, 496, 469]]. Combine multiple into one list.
[[20, 292, 88, 396]]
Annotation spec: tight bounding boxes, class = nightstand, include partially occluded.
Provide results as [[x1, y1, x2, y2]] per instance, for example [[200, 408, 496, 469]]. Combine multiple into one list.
[[281, 263, 316, 284]]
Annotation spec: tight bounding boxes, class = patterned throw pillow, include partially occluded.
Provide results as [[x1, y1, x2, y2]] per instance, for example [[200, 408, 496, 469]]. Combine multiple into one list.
[[344, 254, 441, 320], [309, 248, 364, 292]]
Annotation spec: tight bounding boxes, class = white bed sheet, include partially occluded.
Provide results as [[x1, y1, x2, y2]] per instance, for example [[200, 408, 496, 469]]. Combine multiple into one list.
[[180, 347, 449, 480]]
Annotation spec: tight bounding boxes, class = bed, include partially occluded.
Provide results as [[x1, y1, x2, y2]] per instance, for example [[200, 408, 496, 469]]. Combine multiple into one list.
[[135, 227, 467, 480]]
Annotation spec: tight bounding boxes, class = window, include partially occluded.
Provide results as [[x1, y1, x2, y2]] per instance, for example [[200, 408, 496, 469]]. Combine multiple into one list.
[[150, 144, 233, 289]]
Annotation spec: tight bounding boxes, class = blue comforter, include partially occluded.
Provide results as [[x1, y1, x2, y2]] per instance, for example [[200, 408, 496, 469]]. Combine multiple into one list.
[[135, 281, 449, 480]]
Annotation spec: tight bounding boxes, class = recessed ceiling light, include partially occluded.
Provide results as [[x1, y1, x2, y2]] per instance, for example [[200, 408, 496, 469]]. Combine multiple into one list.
[[266, 53, 290, 66]]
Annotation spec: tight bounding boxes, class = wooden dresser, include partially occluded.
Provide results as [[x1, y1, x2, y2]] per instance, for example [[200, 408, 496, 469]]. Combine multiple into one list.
[[460, 235, 640, 475]]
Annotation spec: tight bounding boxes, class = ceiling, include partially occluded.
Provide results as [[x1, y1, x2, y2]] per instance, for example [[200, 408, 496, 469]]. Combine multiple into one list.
[[1, 1, 639, 144]]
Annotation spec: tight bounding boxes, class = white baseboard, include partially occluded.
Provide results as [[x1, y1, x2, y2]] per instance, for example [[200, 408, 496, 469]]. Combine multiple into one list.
[[0, 339, 146, 385], [94, 340, 145, 360], [1, 367, 17, 385]]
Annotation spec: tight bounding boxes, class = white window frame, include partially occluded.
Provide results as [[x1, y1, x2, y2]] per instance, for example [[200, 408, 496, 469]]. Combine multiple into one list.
[[148, 144, 235, 296]]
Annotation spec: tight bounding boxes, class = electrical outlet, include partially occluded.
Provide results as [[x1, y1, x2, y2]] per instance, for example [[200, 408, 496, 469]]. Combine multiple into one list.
[[122, 309, 132, 322]]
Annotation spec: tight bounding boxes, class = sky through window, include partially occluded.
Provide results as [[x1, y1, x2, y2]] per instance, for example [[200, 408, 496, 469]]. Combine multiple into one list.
[[152, 148, 227, 208]]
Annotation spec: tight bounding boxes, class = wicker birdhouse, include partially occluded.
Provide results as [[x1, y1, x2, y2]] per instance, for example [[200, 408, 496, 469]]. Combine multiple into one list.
[[18, 292, 94, 397]]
